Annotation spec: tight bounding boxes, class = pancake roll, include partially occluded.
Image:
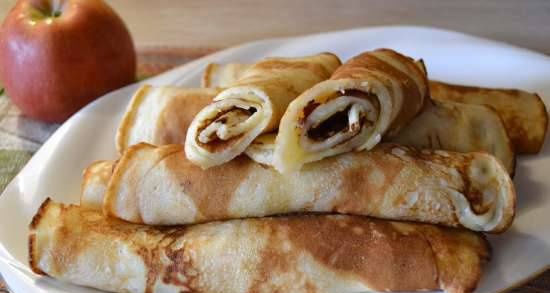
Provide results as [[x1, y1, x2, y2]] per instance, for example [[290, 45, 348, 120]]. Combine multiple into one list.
[[81, 143, 515, 233], [185, 53, 341, 169], [273, 49, 429, 173], [246, 100, 517, 175], [30, 199, 489, 293]]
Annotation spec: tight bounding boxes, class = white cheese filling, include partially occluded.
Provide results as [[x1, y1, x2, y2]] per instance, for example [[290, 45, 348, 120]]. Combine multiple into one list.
[[198, 98, 263, 144], [300, 96, 378, 152]]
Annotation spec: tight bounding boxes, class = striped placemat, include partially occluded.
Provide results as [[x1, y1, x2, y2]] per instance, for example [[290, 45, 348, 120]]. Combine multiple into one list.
[[0, 47, 548, 293]]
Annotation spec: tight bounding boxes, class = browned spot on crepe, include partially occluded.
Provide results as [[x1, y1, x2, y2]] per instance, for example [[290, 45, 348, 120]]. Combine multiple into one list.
[[333, 150, 404, 214], [158, 230, 199, 291], [304, 280, 318, 293], [247, 222, 305, 293], [502, 114, 534, 152], [42, 206, 134, 276], [156, 92, 214, 145], [283, 216, 439, 291], [79, 209, 195, 293], [48, 205, 85, 276], [136, 247, 160, 293], [164, 150, 256, 220]]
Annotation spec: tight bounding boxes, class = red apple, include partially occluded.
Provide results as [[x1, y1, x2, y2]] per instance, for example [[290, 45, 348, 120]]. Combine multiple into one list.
[[0, 0, 136, 122]]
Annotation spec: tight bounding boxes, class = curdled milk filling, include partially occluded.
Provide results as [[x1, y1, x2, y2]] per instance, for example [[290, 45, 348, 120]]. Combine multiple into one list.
[[198, 97, 263, 144], [300, 95, 378, 152]]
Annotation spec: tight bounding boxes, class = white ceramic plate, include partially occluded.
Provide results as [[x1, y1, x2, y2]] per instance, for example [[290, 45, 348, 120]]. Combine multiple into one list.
[[0, 26, 549, 293]]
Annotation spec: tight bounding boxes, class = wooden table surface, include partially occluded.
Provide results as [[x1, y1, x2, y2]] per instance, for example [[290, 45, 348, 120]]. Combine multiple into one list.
[[0, 1, 548, 293], [0, 0, 549, 55]]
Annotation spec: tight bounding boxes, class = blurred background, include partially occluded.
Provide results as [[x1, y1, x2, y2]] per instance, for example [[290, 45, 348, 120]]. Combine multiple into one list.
[[0, 0, 549, 54]]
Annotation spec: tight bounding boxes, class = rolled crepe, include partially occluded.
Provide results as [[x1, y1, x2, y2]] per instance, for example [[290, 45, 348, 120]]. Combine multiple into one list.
[[81, 160, 115, 210], [246, 100, 516, 174], [115, 85, 279, 165], [203, 65, 548, 154], [203, 63, 540, 164], [185, 53, 342, 169], [116, 85, 515, 175], [430, 81, 548, 154], [30, 199, 489, 293], [116, 85, 218, 153], [273, 49, 429, 173], [391, 100, 516, 174], [98, 143, 514, 232]]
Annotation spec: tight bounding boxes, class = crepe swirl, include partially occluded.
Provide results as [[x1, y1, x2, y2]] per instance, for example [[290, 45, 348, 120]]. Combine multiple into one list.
[[185, 53, 341, 169], [82, 143, 515, 233], [30, 199, 489, 293], [273, 49, 429, 173]]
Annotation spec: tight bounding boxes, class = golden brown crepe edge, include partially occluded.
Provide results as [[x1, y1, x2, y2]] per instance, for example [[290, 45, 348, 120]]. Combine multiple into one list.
[[318, 51, 343, 70], [80, 160, 114, 204], [115, 85, 152, 154], [28, 197, 54, 276]]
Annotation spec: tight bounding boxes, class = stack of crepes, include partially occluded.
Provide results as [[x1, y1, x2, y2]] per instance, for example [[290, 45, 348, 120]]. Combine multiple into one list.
[[29, 49, 548, 293]]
